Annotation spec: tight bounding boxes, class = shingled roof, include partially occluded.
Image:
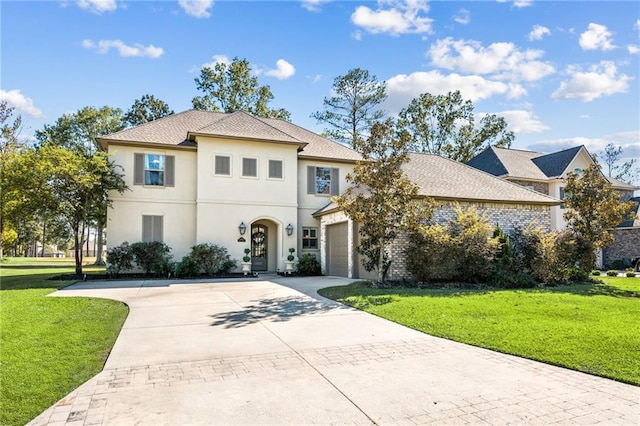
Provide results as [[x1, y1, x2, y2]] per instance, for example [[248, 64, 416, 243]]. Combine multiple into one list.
[[532, 146, 583, 178], [466, 147, 547, 180], [98, 109, 363, 162], [314, 153, 560, 217]]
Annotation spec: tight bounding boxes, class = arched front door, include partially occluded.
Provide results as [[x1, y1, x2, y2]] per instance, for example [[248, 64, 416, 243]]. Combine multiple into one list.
[[251, 225, 268, 271]]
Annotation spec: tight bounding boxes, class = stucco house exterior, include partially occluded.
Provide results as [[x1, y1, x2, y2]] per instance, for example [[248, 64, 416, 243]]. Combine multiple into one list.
[[99, 110, 559, 278]]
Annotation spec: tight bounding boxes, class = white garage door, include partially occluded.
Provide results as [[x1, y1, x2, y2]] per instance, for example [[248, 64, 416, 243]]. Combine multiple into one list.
[[326, 222, 348, 277]]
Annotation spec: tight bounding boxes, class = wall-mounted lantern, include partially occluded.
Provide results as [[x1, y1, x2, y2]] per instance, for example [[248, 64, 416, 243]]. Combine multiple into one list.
[[239, 222, 247, 235], [286, 223, 294, 236]]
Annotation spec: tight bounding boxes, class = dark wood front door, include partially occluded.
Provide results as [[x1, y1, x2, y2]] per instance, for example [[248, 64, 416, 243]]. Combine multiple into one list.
[[251, 225, 267, 271]]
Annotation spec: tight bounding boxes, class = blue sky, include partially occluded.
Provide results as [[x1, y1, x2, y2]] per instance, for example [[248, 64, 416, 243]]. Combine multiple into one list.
[[2, 0, 639, 169]]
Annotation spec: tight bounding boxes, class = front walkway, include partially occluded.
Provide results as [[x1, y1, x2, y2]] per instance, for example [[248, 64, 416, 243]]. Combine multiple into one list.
[[29, 276, 638, 425]]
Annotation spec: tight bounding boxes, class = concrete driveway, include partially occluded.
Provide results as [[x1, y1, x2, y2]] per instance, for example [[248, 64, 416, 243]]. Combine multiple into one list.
[[29, 276, 638, 425]]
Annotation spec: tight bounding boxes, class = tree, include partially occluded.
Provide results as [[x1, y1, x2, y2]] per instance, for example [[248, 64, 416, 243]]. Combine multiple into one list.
[[36, 106, 126, 265], [311, 68, 387, 148], [334, 119, 433, 282], [192, 57, 290, 120], [398, 91, 514, 162], [38, 145, 127, 275], [0, 102, 24, 258], [124, 94, 174, 127], [598, 143, 639, 185], [563, 164, 634, 260]]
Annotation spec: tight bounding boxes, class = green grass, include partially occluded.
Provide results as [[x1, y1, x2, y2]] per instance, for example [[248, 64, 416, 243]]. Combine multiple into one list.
[[319, 278, 640, 385], [0, 258, 128, 426]]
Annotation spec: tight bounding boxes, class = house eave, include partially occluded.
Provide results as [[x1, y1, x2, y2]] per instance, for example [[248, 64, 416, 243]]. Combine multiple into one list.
[[97, 138, 198, 151], [188, 132, 308, 149]]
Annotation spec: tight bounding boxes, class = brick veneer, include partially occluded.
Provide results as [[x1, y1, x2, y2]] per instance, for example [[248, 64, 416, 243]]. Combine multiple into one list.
[[602, 228, 640, 268], [507, 179, 550, 195]]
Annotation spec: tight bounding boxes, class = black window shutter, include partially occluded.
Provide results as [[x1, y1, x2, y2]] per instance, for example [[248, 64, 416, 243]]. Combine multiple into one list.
[[165, 156, 175, 187], [330, 168, 340, 195], [307, 166, 315, 194], [134, 153, 144, 185]]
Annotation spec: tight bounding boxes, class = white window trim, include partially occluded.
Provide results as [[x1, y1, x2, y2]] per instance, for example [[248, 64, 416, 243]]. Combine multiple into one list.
[[213, 154, 232, 177], [144, 152, 166, 187], [267, 158, 284, 181], [241, 156, 259, 179], [315, 166, 332, 196], [302, 226, 319, 250]]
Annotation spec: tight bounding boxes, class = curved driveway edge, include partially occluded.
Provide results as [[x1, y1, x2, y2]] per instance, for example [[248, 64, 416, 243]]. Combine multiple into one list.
[[29, 276, 639, 425]]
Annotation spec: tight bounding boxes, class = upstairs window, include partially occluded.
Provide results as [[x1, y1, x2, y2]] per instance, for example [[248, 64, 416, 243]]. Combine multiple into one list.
[[214, 155, 231, 176], [134, 153, 174, 187], [268, 159, 283, 179], [242, 157, 258, 178], [307, 166, 339, 195]]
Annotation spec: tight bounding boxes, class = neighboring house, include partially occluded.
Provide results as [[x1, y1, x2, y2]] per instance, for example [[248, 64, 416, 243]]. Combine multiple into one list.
[[99, 110, 559, 278], [466, 145, 637, 230], [602, 197, 640, 269]]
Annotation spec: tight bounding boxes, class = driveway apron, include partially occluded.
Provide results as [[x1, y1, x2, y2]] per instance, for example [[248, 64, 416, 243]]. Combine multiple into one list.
[[28, 276, 639, 425]]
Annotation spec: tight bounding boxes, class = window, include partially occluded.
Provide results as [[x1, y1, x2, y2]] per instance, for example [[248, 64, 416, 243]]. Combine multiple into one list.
[[142, 215, 163, 242], [268, 159, 283, 179], [134, 153, 174, 186], [560, 187, 565, 209], [307, 166, 339, 195], [302, 227, 318, 249], [242, 157, 258, 177], [214, 155, 231, 176]]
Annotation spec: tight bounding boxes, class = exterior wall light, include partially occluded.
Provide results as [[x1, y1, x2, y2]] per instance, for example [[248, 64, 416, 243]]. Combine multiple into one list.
[[286, 223, 294, 236], [239, 222, 247, 235]]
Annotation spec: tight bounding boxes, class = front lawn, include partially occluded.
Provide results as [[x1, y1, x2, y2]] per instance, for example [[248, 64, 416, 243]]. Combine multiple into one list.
[[319, 278, 640, 385], [0, 258, 128, 426]]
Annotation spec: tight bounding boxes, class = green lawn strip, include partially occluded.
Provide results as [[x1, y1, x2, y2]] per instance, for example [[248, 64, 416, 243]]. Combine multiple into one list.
[[0, 259, 128, 426], [319, 278, 639, 385]]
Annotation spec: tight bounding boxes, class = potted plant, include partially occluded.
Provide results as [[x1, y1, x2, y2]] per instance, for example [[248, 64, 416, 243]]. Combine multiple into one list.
[[285, 248, 296, 275], [241, 248, 251, 275]]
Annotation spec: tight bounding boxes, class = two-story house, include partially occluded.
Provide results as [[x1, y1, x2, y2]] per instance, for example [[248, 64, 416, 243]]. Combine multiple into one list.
[[99, 110, 560, 278]]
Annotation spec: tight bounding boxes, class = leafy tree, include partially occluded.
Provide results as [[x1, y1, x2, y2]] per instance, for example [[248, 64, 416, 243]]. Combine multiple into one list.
[[36, 106, 126, 265], [0, 102, 23, 258], [563, 164, 635, 258], [192, 57, 290, 120], [311, 68, 387, 148], [335, 119, 432, 282], [39, 145, 127, 275], [124, 94, 174, 127], [598, 143, 639, 185], [398, 90, 514, 162]]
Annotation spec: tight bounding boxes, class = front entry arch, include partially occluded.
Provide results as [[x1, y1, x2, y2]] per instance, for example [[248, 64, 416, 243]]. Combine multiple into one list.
[[251, 224, 268, 271]]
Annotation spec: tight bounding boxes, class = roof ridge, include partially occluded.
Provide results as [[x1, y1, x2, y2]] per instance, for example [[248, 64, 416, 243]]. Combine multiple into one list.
[[100, 109, 201, 139]]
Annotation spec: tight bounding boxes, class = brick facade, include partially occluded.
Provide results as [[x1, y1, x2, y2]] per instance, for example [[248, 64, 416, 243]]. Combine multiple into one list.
[[602, 228, 640, 268], [508, 179, 550, 195]]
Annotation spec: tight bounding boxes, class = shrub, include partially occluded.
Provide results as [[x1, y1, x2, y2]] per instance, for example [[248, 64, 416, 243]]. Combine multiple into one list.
[[611, 259, 625, 270], [606, 270, 618, 277], [625, 269, 637, 278], [185, 243, 235, 275], [242, 248, 251, 263], [297, 253, 321, 275], [591, 270, 601, 276], [106, 242, 134, 276], [175, 255, 201, 278], [130, 241, 173, 276], [287, 248, 295, 262], [490, 270, 536, 288]]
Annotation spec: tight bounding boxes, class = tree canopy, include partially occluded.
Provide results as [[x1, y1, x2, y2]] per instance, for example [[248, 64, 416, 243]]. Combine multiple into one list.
[[563, 164, 634, 253], [398, 90, 514, 162], [598, 143, 639, 185], [192, 57, 290, 120], [335, 119, 432, 282], [124, 94, 174, 127], [311, 68, 387, 148]]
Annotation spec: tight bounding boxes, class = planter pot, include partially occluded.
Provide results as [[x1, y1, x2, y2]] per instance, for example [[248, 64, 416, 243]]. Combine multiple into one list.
[[285, 261, 295, 275], [241, 262, 251, 276]]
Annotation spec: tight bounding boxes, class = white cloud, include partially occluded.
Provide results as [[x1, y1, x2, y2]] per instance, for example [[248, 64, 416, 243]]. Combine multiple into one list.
[[263, 59, 296, 80], [82, 39, 164, 58], [579, 23, 616, 51], [493, 110, 549, 133], [528, 25, 550, 41], [453, 8, 470, 25], [580, 114, 590, 119], [201, 54, 230, 69], [351, 0, 433, 36], [352, 30, 363, 41], [552, 61, 632, 102], [628, 45, 640, 54], [0, 89, 43, 118], [528, 132, 640, 161], [179, 0, 213, 18], [428, 37, 555, 82], [307, 74, 322, 83], [496, 0, 533, 8], [77, 0, 117, 14], [635, 19, 640, 31], [301, 0, 330, 12], [385, 71, 526, 113]]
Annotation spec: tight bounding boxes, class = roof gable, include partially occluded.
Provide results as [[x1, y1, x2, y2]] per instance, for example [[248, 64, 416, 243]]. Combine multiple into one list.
[[531, 145, 584, 178], [465, 147, 508, 176]]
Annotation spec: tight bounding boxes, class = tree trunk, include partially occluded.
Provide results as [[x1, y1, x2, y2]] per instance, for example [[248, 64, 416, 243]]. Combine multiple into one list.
[[94, 220, 105, 266], [41, 221, 47, 257], [377, 244, 385, 283], [74, 222, 84, 276], [86, 226, 90, 257]]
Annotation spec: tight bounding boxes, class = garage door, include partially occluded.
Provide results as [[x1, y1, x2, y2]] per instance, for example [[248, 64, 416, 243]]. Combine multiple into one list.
[[326, 222, 348, 277]]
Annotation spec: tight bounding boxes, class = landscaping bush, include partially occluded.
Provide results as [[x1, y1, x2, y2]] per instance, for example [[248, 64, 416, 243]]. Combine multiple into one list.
[[626, 270, 636, 278], [297, 253, 321, 275], [606, 270, 618, 277], [592, 270, 602, 276], [185, 243, 236, 276], [175, 255, 201, 278], [129, 241, 173, 276], [611, 259, 625, 270], [106, 242, 134, 276]]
